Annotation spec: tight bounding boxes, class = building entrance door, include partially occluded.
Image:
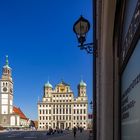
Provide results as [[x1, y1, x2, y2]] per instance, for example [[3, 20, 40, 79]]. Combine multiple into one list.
[[60, 123, 64, 129]]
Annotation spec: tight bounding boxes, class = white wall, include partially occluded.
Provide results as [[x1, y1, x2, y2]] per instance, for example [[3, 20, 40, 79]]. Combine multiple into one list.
[[10, 116, 15, 126], [2, 105, 8, 114]]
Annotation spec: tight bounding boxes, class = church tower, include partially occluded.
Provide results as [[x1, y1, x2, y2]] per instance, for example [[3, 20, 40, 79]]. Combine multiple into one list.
[[42, 81, 53, 102], [0, 56, 13, 126], [78, 79, 87, 97]]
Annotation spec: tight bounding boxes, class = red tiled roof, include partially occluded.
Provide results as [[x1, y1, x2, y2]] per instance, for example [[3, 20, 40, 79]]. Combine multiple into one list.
[[13, 106, 28, 120]]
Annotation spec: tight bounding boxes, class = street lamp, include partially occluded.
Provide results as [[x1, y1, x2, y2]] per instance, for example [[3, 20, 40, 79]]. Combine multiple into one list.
[[73, 15, 96, 140], [73, 16, 94, 54]]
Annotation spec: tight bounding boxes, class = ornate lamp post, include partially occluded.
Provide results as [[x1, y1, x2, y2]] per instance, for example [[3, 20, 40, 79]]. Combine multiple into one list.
[[73, 15, 96, 139], [73, 16, 94, 54]]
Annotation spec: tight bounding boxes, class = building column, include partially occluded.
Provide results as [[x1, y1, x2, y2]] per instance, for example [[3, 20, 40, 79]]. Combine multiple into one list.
[[96, 0, 117, 140]]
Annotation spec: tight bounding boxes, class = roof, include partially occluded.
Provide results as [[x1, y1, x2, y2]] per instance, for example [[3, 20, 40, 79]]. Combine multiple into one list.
[[57, 80, 69, 86], [45, 81, 53, 88], [13, 106, 28, 120], [3, 55, 11, 69], [79, 80, 87, 86]]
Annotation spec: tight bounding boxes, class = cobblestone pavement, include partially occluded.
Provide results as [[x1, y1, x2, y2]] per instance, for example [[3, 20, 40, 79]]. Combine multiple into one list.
[[47, 130, 93, 140], [0, 130, 93, 140]]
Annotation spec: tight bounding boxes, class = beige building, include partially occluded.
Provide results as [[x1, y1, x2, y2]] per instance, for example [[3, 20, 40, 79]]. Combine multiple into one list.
[[37, 80, 88, 130]]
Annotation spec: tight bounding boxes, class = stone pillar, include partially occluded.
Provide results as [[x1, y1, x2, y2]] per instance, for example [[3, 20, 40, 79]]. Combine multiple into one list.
[[96, 0, 117, 140]]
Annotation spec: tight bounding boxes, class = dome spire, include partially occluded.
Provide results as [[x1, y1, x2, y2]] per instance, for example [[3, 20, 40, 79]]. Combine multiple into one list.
[[81, 75, 83, 82], [6, 55, 9, 66], [79, 77, 86, 87], [45, 80, 53, 88]]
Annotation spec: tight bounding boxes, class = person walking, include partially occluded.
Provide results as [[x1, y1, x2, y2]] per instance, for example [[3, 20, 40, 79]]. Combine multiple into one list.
[[73, 126, 77, 138]]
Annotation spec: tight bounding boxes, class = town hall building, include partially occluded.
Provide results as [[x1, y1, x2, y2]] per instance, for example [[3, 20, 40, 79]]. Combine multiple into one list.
[[37, 80, 88, 130]]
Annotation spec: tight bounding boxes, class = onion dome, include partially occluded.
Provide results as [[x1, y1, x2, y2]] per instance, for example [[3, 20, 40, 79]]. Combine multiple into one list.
[[45, 81, 53, 88], [79, 79, 87, 87], [3, 55, 11, 69]]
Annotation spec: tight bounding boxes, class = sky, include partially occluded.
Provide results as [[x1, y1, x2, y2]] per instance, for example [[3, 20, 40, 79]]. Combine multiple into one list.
[[0, 0, 93, 120]]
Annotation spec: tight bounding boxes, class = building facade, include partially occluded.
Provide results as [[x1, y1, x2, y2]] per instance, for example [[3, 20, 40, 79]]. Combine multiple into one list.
[[13, 106, 29, 128], [0, 56, 28, 128], [37, 80, 88, 130], [94, 0, 140, 140]]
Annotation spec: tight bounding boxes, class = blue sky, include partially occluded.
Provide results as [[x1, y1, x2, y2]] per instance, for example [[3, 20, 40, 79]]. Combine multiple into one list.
[[0, 0, 93, 120]]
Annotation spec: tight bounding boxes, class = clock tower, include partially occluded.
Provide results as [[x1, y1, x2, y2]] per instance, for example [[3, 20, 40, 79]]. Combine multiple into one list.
[[0, 56, 13, 127]]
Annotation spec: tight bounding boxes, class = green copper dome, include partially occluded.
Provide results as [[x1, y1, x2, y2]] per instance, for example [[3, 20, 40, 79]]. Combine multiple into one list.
[[45, 81, 53, 88], [79, 80, 87, 86], [3, 55, 11, 69]]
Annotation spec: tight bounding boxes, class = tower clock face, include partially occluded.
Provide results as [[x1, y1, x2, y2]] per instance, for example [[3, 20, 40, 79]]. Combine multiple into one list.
[[3, 87, 7, 92]]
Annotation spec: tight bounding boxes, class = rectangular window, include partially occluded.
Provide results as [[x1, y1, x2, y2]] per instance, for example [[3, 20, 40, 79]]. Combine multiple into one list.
[[2, 105, 8, 114], [49, 110, 51, 114], [69, 109, 71, 114], [84, 109, 86, 114], [77, 110, 79, 114], [2, 99, 8, 104], [53, 109, 55, 114], [53, 123, 55, 128], [66, 109, 68, 114]]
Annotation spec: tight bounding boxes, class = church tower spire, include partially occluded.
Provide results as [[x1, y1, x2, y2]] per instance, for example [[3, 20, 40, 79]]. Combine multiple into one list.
[[1, 55, 12, 82], [0, 55, 14, 125], [6, 55, 9, 66]]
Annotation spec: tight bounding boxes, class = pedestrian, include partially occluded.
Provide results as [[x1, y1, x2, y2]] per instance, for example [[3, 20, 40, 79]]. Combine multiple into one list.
[[80, 127, 83, 133], [73, 126, 77, 138]]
